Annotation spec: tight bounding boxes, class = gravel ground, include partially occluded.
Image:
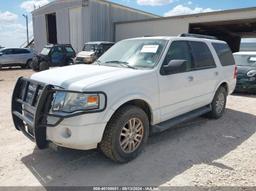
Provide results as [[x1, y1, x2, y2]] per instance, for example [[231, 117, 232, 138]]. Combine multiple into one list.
[[0, 68, 255, 187]]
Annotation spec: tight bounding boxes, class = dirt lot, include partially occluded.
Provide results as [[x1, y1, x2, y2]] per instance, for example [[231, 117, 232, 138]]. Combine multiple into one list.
[[0, 68, 256, 187]]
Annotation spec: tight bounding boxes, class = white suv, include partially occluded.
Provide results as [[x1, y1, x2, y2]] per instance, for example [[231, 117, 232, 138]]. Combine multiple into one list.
[[12, 35, 237, 162]]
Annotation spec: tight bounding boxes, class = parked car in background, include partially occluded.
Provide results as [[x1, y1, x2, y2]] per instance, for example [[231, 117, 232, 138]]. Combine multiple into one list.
[[32, 44, 76, 72], [233, 52, 256, 93], [0, 48, 35, 69], [74, 41, 114, 64]]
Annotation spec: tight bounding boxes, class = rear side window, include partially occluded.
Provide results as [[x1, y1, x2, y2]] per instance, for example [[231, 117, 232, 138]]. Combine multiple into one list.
[[189, 41, 216, 70], [13, 49, 30, 54], [2, 49, 13, 54], [212, 43, 235, 66]]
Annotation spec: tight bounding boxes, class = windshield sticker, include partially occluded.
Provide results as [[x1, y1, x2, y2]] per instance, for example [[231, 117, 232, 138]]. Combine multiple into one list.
[[141, 45, 159, 53]]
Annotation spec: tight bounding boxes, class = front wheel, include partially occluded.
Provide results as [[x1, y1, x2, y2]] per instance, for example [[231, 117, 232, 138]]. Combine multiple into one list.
[[100, 105, 149, 163], [207, 86, 227, 119], [39, 61, 49, 71]]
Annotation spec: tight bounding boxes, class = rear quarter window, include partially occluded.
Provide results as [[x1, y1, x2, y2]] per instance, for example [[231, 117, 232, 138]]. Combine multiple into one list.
[[212, 43, 235, 66]]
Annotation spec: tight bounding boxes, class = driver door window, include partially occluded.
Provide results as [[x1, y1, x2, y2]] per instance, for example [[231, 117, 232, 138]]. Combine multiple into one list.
[[162, 41, 192, 74]]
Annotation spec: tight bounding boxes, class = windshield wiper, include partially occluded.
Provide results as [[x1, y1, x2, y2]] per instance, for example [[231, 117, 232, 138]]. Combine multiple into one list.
[[104, 61, 137, 69]]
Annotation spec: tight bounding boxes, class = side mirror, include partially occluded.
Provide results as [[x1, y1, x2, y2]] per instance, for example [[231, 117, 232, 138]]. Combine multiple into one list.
[[162, 59, 187, 75], [0, 52, 3, 56]]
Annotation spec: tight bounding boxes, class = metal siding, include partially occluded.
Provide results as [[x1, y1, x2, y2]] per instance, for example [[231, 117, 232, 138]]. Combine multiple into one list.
[[32, 0, 157, 51], [88, 0, 156, 42], [33, 15, 47, 52], [69, 7, 83, 52], [115, 8, 256, 41], [56, 9, 70, 44], [82, 6, 91, 44]]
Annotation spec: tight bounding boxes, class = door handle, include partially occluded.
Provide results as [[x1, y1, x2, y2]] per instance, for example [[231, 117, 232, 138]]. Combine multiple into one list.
[[215, 71, 219, 76], [188, 76, 194, 81]]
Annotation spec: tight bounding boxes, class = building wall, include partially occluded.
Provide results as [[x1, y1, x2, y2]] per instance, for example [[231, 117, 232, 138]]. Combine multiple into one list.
[[115, 8, 256, 41], [88, 0, 157, 42], [56, 8, 70, 45], [32, 0, 157, 52], [33, 15, 47, 52], [32, 0, 85, 52]]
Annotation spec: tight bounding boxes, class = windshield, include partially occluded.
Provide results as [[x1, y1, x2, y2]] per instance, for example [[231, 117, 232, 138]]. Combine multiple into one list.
[[98, 39, 167, 69], [83, 44, 100, 52], [234, 54, 256, 66], [41, 47, 51, 55]]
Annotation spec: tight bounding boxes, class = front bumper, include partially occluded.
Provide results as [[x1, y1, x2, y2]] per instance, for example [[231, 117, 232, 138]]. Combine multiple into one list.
[[11, 77, 108, 150]]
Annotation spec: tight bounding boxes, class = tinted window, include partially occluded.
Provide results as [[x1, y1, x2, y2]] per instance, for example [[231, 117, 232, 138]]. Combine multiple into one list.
[[65, 47, 74, 53], [102, 44, 113, 51], [2, 49, 13, 54], [13, 49, 30, 54], [212, 43, 235, 66], [162, 41, 192, 73], [190, 41, 216, 69]]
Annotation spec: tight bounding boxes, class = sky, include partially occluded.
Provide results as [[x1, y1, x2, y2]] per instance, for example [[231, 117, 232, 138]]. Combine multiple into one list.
[[0, 0, 256, 48]]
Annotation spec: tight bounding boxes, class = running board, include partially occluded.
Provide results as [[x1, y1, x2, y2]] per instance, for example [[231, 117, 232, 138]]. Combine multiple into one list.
[[151, 105, 212, 133]]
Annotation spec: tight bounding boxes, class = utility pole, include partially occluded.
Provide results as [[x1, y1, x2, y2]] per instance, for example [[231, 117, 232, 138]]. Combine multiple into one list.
[[22, 14, 29, 47]]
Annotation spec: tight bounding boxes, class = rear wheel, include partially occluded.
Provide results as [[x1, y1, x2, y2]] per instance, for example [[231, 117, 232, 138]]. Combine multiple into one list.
[[39, 61, 49, 71], [207, 86, 227, 119], [100, 105, 149, 163], [27, 59, 33, 69]]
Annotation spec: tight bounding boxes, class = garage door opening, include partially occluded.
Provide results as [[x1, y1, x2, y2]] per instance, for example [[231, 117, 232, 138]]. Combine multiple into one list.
[[189, 19, 256, 52], [46, 13, 57, 44]]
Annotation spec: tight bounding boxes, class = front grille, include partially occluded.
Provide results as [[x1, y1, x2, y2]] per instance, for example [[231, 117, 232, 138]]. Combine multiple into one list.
[[76, 57, 84, 62], [12, 78, 47, 140], [12, 77, 63, 149]]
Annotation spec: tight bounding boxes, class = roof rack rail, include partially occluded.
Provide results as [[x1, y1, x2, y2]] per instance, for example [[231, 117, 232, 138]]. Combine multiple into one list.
[[179, 33, 218, 40]]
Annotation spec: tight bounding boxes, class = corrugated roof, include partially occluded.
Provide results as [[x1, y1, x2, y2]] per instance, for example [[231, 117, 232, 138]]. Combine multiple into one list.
[[115, 6, 256, 25], [32, 0, 160, 18]]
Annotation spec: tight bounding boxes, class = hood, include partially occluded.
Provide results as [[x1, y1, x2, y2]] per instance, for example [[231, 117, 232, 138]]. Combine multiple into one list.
[[76, 51, 95, 58], [31, 64, 148, 91]]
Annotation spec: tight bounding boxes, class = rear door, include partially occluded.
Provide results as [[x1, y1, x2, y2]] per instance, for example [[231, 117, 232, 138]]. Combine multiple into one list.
[[187, 40, 219, 106], [13, 49, 30, 64]]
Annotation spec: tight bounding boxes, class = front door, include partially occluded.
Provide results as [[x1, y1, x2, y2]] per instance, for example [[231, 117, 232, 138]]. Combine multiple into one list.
[[158, 40, 199, 121], [50, 46, 65, 66]]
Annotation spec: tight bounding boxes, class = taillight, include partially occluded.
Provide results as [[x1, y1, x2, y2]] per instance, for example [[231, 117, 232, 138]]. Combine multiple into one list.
[[234, 65, 238, 79]]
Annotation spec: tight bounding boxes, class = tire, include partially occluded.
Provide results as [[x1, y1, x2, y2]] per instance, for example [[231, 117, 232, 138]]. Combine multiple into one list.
[[32, 61, 39, 72], [21, 64, 28, 69], [27, 59, 33, 69], [207, 86, 227, 119], [99, 105, 149, 163], [39, 61, 49, 71]]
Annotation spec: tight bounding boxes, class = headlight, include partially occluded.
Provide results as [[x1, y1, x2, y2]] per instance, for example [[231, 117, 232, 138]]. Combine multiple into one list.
[[247, 70, 256, 77], [51, 91, 106, 113]]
